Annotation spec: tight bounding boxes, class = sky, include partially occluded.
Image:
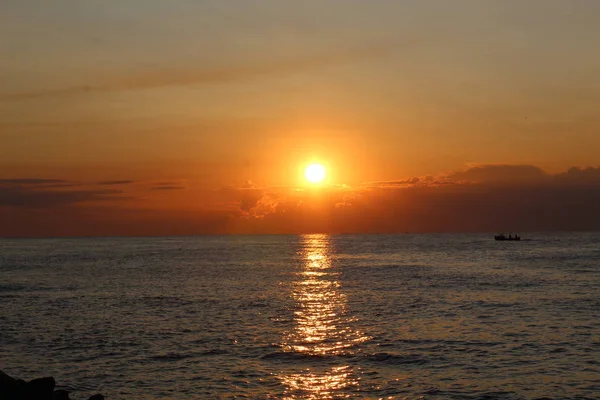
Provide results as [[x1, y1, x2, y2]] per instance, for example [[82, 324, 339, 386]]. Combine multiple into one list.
[[1, 0, 600, 236]]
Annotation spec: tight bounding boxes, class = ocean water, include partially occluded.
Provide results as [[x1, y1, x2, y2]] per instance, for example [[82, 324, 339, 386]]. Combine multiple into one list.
[[1, 233, 599, 399]]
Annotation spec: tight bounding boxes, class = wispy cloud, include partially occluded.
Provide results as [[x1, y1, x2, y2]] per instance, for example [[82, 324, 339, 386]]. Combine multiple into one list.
[[150, 185, 186, 191], [98, 180, 136, 186], [0, 178, 69, 185], [0, 186, 126, 208], [0, 178, 83, 189], [0, 177, 132, 208], [0, 42, 398, 101]]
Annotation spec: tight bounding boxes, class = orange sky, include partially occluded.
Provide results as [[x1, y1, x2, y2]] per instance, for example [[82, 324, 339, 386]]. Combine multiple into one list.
[[2, 1, 600, 236]]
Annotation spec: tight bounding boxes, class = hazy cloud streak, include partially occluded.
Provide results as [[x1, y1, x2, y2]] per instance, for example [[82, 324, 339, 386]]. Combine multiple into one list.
[[150, 185, 186, 191], [98, 180, 136, 186], [1, 42, 399, 101], [0, 178, 69, 185]]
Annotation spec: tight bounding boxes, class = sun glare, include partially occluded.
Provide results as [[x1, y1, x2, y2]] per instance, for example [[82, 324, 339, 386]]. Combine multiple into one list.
[[305, 163, 326, 184]]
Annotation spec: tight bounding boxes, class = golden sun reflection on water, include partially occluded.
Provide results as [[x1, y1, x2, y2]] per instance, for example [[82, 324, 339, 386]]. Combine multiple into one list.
[[279, 234, 369, 399]]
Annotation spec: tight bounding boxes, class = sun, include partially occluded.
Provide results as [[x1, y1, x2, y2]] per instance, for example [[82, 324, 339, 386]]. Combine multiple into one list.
[[305, 163, 326, 184]]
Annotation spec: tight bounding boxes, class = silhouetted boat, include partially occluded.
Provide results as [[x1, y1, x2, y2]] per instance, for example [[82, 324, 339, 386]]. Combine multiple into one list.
[[495, 233, 520, 241]]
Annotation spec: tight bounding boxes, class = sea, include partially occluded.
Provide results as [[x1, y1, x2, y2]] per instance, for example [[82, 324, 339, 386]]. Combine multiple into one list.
[[1, 233, 599, 399]]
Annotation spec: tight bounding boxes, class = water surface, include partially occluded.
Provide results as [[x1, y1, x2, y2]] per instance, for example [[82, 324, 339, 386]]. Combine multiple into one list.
[[1, 233, 599, 399]]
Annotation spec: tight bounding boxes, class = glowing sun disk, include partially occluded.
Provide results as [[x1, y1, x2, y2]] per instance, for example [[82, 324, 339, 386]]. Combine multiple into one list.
[[305, 164, 326, 183]]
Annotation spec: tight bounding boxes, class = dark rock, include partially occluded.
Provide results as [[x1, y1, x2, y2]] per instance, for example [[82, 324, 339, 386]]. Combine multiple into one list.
[[1, 371, 97, 400], [0, 370, 26, 400], [22, 377, 55, 400], [0, 370, 16, 386], [0, 370, 25, 387], [52, 390, 70, 400]]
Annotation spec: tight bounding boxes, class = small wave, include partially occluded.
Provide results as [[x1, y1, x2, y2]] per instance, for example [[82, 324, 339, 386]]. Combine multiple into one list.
[[260, 351, 332, 362], [367, 352, 428, 365], [149, 352, 195, 361], [395, 338, 502, 348], [200, 349, 228, 356], [241, 301, 269, 308], [141, 296, 194, 307], [571, 269, 597, 274], [421, 389, 527, 400], [548, 347, 568, 354], [0, 284, 27, 292]]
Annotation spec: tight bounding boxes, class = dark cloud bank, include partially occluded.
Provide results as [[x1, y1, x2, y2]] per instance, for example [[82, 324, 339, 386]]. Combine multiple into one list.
[[1, 165, 600, 237], [98, 180, 136, 186], [237, 165, 600, 234], [0, 181, 123, 209]]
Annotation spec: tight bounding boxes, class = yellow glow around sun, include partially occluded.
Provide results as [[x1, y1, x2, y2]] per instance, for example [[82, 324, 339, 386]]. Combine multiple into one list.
[[305, 163, 326, 183]]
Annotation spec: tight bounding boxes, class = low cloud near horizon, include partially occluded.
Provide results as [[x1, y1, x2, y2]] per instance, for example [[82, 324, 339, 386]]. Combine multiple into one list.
[[236, 164, 600, 234], [2, 164, 600, 237]]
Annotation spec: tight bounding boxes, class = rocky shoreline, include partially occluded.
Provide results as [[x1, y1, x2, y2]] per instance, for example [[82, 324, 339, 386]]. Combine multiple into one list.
[[0, 370, 103, 400]]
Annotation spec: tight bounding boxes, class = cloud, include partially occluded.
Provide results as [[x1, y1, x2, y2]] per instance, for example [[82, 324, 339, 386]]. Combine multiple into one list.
[[236, 164, 600, 233], [364, 165, 550, 190], [365, 176, 455, 188], [1, 42, 398, 101], [0, 178, 69, 185], [554, 166, 600, 185], [365, 178, 421, 188], [98, 180, 136, 186], [0, 178, 84, 189], [216, 185, 264, 212], [143, 180, 188, 191], [446, 164, 549, 185], [3, 164, 600, 236], [150, 185, 186, 191], [0, 182, 128, 209]]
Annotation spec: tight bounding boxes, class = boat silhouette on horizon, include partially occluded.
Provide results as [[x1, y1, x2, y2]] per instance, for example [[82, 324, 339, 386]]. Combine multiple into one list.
[[495, 233, 521, 241]]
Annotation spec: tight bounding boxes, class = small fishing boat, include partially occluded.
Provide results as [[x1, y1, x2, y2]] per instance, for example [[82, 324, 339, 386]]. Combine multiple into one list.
[[494, 233, 520, 241]]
